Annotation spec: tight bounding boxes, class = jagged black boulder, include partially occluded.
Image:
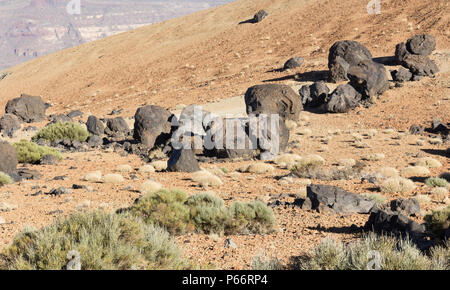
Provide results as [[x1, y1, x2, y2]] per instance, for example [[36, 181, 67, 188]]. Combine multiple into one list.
[[328, 40, 373, 82], [245, 84, 303, 121], [167, 149, 200, 173], [86, 115, 105, 136], [134, 105, 174, 148], [0, 114, 21, 137], [347, 59, 389, 99], [5, 94, 46, 123], [284, 57, 304, 70], [299, 82, 330, 108], [325, 84, 362, 113], [391, 67, 413, 82], [307, 184, 376, 214], [253, 10, 268, 23], [0, 141, 18, 177], [406, 34, 436, 56], [365, 209, 425, 238]]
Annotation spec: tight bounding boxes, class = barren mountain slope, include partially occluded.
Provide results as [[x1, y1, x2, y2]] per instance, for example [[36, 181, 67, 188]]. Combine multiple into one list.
[[0, 0, 448, 130]]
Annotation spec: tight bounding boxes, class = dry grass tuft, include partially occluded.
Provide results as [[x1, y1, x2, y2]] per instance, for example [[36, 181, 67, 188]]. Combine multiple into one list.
[[338, 159, 356, 167], [151, 160, 167, 172], [191, 171, 223, 187], [245, 163, 275, 174], [363, 153, 385, 161], [400, 166, 430, 177], [380, 177, 416, 193], [377, 167, 399, 178], [140, 180, 163, 194], [139, 165, 156, 173], [415, 157, 442, 169], [115, 165, 133, 173], [83, 171, 102, 182], [103, 174, 124, 184]]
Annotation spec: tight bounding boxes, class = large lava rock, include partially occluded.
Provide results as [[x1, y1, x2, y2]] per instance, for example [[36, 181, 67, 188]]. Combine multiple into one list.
[[167, 149, 200, 173], [306, 184, 376, 214], [325, 84, 362, 113], [299, 82, 330, 108], [205, 117, 257, 159], [178, 105, 211, 137], [5, 94, 46, 123], [106, 117, 130, 136], [245, 84, 303, 121], [365, 209, 425, 237], [406, 34, 436, 56], [134, 105, 175, 148], [253, 10, 268, 23], [391, 67, 413, 82], [390, 198, 420, 217], [284, 57, 304, 70], [0, 114, 21, 137], [0, 141, 18, 177], [86, 115, 105, 136], [402, 53, 439, 76], [347, 59, 389, 99], [328, 40, 373, 83]]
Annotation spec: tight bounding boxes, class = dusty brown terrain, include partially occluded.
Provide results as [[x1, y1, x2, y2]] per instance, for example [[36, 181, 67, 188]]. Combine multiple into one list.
[[0, 0, 449, 269]]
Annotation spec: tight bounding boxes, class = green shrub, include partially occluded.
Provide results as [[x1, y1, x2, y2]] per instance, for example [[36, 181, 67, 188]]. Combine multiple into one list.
[[186, 194, 231, 234], [0, 172, 13, 186], [0, 211, 189, 270], [13, 140, 63, 164], [128, 189, 194, 235], [228, 201, 276, 234], [300, 233, 448, 270], [424, 206, 450, 238], [425, 177, 449, 188], [33, 122, 90, 142], [362, 193, 387, 205], [128, 190, 276, 236]]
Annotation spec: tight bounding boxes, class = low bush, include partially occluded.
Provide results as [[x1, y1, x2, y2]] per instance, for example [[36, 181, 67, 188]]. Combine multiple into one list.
[[128, 189, 194, 235], [13, 140, 62, 164], [32, 122, 90, 142], [228, 201, 276, 235], [251, 253, 282, 270], [0, 172, 13, 186], [300, 233, 449, 270], [128, 190, 276, 236], [380, 177, 416, 193], [0, 211, 189, 270], [425, 177, 449, 188], [415, 157, 442, 168], [424, 206, 450, 238]]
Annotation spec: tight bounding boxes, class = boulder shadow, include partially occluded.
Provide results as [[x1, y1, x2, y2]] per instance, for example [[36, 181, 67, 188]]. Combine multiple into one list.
[[238, 18, 256, 25], [421, 148, 449, 158], [372, 56, 397, 66], [307, 225, 365, 235], [295, 70, 330, 82]]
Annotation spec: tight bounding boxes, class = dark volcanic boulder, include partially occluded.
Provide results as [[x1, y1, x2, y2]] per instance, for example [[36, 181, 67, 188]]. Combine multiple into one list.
[[394, 42, 409, 65], [107, 117, 130, 135], [328, 40, 373, 82], [307, 184, 376, 214], [167, 149, 200, 173], [347, 59, 389, 99], [245, 84, 303, 121], [205, 117, 257, 159], [325, 84, 362, 113], [390, 198, 420, 217], [284, 57, 304, 70], [402, 54, 439, 76], [5, 94, 46, 123], [178, 105, 211, 136], [0, 141, 18, 176], [253, 10, 268, 23], [0, 114, 21, 137], [300, 82, 330, 108], [406, 34, 436, 56], [391, 67, 413, 82], [134, 105, 174, 148], [86, 115, 104, 136], [365, 209, 425, 237]]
